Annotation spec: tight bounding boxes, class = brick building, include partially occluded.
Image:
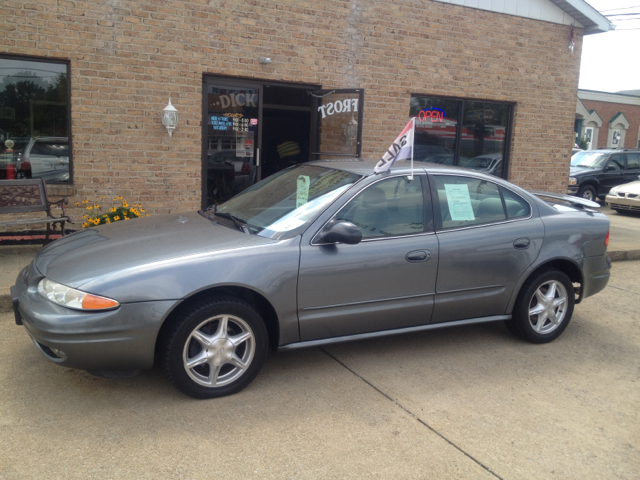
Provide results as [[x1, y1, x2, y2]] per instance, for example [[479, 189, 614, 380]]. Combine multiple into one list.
[[575, 90, 640, 151], [1, 0, 611, 221]]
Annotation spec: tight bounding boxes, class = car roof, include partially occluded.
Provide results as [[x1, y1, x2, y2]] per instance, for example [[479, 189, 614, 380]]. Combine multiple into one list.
[[307, 157, 508, 181]]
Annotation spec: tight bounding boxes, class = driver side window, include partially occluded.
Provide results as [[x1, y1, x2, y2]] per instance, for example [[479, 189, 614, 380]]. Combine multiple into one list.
[[336, 176, 425, 239]]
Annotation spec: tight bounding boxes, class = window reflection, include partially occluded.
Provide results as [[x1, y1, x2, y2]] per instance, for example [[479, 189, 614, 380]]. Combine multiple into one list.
[[0, 57, 69, 182], [409, 97, 459, 166], [409, 96, 510, 178]]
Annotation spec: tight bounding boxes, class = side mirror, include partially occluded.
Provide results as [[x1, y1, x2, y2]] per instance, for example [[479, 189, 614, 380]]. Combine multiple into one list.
[[315, 220, 362, 245], [606, 165, 616, 171]]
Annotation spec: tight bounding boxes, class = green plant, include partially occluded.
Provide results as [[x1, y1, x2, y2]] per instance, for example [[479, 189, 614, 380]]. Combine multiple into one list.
[[75, 196, 149, 228], [579, 136, 589, 151]]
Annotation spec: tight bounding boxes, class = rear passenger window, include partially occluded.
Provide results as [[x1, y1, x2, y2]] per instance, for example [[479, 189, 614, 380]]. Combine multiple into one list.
[[434, 176, 506, 229], [626, 153, 639, 170], [336, 176, 424, 239], [30, 141, 68, 157], [501, 187, 531, 218]]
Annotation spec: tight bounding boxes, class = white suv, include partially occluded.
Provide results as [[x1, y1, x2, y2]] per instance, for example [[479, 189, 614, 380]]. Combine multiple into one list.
[[16, 137, 69, 182]]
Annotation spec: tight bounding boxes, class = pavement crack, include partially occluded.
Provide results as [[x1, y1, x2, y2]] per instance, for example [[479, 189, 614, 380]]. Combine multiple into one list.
[[320, 347, 505, 480], [606, 284, 640, 296]]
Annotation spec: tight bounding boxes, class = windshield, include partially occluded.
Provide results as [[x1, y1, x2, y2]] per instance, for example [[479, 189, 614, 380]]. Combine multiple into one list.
[[216, 165, 362, 239], [571, 152, 607, 169]]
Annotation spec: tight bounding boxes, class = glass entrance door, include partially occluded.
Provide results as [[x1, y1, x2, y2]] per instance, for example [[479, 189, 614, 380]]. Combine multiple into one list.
[[203, 81, 261, 207], [310, 89, 364, 160]]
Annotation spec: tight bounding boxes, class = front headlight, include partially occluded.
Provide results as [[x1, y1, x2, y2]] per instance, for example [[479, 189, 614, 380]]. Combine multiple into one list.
[[38, 278, 120, 311], [609, 187, 619, 195], [569, 177, 577, 186]]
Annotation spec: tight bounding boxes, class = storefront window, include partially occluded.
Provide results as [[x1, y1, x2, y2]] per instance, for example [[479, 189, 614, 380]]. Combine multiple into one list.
[[410, 96, 511, 178], [0, 56, 70, 182]]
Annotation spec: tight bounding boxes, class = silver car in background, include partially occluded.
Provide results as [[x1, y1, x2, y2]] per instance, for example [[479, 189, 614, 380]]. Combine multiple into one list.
[[605, 175, 640, 213], [12, 160, 611, 399], [16, 137, 69, 182]]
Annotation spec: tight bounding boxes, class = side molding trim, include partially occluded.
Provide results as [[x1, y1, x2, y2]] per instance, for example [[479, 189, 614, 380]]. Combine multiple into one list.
[[279, 315, 511, 351]]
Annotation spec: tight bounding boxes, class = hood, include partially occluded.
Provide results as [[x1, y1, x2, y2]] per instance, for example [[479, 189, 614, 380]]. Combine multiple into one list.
[[35, 211, 275, 288], [569, 166, 599, 176], [614, 180, 640, 195]]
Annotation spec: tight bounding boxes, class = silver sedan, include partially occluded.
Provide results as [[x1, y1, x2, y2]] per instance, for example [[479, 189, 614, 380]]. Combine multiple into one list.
[[12, 160, 612, 398]]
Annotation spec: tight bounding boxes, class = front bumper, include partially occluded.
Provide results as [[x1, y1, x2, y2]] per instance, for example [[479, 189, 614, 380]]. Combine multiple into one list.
[[12, 263, 177, 372], [605, 193, 640, 212], [567, 186, 579, 195]]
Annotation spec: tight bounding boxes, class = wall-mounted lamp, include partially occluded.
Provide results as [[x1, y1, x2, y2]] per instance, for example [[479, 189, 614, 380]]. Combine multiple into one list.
[[162, 99, 178, 137], [259, 57, 272, 64]]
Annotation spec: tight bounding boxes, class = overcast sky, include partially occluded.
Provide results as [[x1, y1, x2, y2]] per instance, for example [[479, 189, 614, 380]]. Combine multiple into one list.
[[579, 0, 640, 92]]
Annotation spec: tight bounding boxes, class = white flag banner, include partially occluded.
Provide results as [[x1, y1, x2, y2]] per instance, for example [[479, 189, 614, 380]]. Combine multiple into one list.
[[374, 118, 415, 174]]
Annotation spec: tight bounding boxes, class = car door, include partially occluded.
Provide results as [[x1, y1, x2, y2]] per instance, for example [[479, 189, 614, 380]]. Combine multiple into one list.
[[297, 173, 438, 341], [430, 174, 543, 323], [600, 154, 625, 195]]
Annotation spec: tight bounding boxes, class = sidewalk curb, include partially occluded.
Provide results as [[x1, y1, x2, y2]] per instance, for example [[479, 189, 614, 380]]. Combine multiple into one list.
[[2, 252, 638, 313]]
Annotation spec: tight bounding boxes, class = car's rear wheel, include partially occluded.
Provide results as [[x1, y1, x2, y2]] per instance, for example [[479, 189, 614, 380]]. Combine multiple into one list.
[[162, 297, 268, 399], [506, 269, 575, 344], [577, 185, 596, 201]]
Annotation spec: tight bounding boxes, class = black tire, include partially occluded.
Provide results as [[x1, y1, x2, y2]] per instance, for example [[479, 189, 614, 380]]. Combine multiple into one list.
[[506, 269, 575, 344], [577, 185, 596, 201], [162, 296, 268, 399]]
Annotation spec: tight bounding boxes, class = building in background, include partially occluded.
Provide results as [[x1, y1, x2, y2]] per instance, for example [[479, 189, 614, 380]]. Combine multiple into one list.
[[575, 90, 640, 150], [1, 0, 612, 220]]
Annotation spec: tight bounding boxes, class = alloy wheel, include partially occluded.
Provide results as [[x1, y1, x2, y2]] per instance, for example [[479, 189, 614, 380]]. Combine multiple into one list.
[[182, 314, 255, 387], [528, 280, 568, 335]]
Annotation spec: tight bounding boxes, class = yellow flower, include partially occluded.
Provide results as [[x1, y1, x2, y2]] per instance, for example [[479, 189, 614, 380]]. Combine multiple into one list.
[[114, 216, 120, 221], [86, 206, 93, 210], [94, 205, 100, 209], [140, 209, 145, 213], [100, 196, 105, 199], [122, 202, 129, 208], [74, 202, 79, 206], [82, 200, 88, 203], [105, 218, 111, 224], [124, 216, 130, 220], [146, 214, 150, 216], [118, 196, 122, 200], [82, 222, 89, 228], [110, 207, 116, 212], [113, 197, 118, 201], [83, 214, 88, 218]]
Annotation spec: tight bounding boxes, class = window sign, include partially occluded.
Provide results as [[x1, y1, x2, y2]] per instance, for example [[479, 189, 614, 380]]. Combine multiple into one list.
[[236, 131, 254, 157], [296, 175, 310, 208], [444, 184, 475, 221]]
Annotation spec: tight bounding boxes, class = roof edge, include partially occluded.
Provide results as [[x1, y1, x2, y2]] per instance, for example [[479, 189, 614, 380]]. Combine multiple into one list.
[[549, 0, 614, 34]]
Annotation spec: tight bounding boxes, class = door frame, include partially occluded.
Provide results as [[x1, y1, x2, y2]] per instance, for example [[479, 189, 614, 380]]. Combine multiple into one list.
[[310, 88, 365, 160], [201, 75, 320, 208]]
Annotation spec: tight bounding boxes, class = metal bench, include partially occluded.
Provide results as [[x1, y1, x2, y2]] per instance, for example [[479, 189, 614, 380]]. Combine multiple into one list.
[[0, 179, 70, 245]]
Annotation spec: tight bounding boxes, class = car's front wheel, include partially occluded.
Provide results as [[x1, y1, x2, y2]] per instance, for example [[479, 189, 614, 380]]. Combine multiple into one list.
[[506, 269, 575, 344], [577, 185, 596, 201], [162, 297, 268, 399]]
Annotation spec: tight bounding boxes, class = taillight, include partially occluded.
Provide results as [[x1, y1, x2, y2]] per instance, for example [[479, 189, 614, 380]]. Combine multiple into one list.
[[19, 160, 31, 171], [604, 230, 609, 248], [240, 162, 250, 175]]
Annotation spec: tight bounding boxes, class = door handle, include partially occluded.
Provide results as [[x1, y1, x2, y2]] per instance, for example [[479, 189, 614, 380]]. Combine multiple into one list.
[[513, 238, 530, 249], [406, 250, 431, 262]]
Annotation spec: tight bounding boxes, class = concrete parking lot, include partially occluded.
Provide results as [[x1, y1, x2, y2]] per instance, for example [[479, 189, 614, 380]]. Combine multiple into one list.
[[1, 259, 639, 479]]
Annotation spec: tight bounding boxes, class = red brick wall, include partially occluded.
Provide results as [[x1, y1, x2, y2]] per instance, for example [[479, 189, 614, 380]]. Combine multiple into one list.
[[581, 99, 640, 149], [1, 0, 583, 222]]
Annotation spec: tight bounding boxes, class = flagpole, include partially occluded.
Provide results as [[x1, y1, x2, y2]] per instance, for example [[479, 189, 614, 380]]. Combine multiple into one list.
[[409, 117, 415, 180]]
